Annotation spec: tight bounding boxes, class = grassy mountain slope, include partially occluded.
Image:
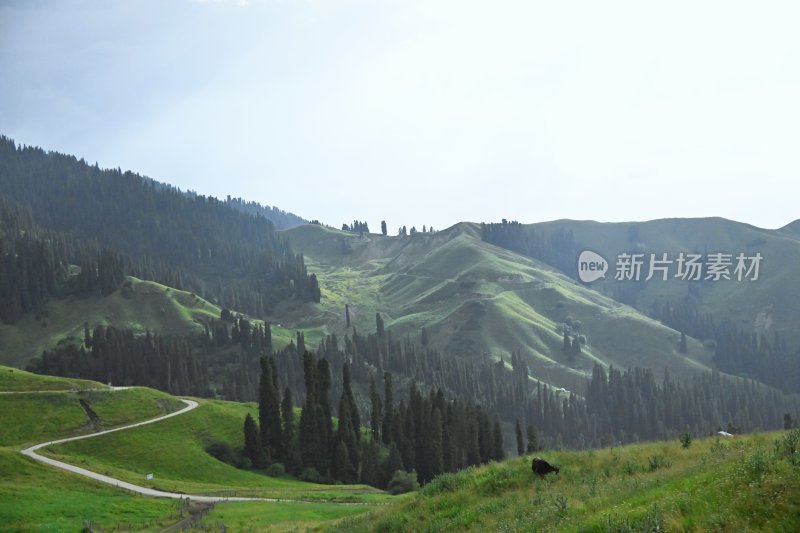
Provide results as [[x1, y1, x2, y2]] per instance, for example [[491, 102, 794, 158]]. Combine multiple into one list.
[[0, 369, 187, 530], [46, 396, 386, 502], [0, 365, 105, 392], [0, 366, 379, 530], [279, 223, 714, 390], [331, 430, 800, 532], [0, 277, 222, 367], [523, 217, 800, 344]]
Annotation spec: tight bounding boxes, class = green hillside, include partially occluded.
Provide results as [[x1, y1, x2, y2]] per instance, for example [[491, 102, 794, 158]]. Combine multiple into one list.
[[0, 366, 380, 530], [0, 369, 187, 529], [0, 276, 222, 368], [279, 223, 714, 390], [3, 217, 790, 394], [521, 217, 800, 345], [45, 396, 386, 502], [0, 365, 106, 392], [331, 429, 800, 532]]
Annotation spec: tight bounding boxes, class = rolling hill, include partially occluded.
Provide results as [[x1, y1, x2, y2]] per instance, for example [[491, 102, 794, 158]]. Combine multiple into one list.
[[493, 217, 800, 346], [276, 222, 716, 391], [0, 366, 381, 531]]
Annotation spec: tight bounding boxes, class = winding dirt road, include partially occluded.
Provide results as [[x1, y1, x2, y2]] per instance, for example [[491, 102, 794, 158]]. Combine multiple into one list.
[[19, 398, 294, 503]]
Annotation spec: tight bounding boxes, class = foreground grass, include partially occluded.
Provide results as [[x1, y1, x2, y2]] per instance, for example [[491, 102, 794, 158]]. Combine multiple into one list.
[[330, 431, 800, 532], [0, 374, 192, 531], [199, 500, 374, 532], [0, 374, 379, 530], [0, 447, 181, 531]]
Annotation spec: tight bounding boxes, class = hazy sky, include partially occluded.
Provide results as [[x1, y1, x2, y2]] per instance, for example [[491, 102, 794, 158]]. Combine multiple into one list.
[[2, 1, 799, 232]]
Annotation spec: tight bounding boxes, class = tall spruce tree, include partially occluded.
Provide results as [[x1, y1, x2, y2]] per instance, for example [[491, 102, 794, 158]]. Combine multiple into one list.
[[281, 386, 301, 474], [243, 413, 267, 469], [370, 376, 383, 441], [258, 357, 282, 462]]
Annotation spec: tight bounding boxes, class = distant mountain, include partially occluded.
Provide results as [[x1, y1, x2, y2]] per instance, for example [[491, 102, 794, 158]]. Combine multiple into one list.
[[780, 218, 800, 237], [481, 217, 800, 341], [480, 217, 800, 393]]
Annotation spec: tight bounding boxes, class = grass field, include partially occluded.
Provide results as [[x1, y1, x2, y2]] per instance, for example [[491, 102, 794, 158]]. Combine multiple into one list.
[[0, 369, 190, 530], [330, 430, 800, 532], [0, 446, 182, 531], [0, 368, 382, 530], [199, 500, 376, 532], [45, 396, 387, 502]]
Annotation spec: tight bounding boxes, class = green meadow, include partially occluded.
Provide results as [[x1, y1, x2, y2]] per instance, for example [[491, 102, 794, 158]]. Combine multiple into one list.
[[331, 430, 800, 532], [0, 367, 381, 531]]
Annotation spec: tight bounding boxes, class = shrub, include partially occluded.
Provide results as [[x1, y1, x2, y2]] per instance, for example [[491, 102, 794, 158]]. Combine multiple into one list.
[[386, 470, 420, 495], [740, 449, 771, 481], [266, 463, 286, 477], [623, 461, 639, 475], [775, 428, 800, 466], [205, 440, 235, 464], [647, 455, 671, 472], [422, 470, 470, 495], [299, 467, 322, 483], [680, 432, 692, 449], [553, 494, 568, 517]]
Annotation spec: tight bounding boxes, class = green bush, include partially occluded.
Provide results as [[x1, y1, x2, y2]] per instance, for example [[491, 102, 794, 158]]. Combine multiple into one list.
[[266, 462, 285, 477], [623, 461, 639, 475], [422, 469, 471, 495], [775, 428, 800, 466], [299, 467, 322, 483], [647, 455, 671, 472], [387, 470, 420, 495]]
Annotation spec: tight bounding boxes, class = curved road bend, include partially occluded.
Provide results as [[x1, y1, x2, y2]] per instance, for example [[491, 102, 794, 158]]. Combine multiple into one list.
[[20, 399, 294, 503]]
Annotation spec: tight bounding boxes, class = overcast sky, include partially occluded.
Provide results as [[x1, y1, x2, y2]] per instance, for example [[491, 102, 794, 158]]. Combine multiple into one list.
[[1, 0, 799, 232]]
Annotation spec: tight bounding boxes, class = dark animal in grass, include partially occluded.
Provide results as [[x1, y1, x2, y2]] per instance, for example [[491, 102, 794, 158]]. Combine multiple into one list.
[[532, 457, 559, 478]]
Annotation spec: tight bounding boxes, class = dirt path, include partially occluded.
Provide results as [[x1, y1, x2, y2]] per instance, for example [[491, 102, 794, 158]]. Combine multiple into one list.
[[19, 398, 299, 503]]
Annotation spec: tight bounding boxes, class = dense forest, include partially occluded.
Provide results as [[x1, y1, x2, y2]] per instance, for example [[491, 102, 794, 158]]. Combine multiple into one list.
[[30, 312, 800, 461], [223, 196, 307, 230], [245, 352, 506, 489], [0, 136, 319, 316], [0, 201, 130, 323], [481, 220, 578, 276], [239, 347, 800, 489]]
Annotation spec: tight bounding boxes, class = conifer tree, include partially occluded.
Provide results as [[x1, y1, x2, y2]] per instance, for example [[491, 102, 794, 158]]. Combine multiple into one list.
[[281, 386, 301, 474], [243, 413, 267, 469], [382, 372, 394, 445], [370, 376, 382, 441]]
